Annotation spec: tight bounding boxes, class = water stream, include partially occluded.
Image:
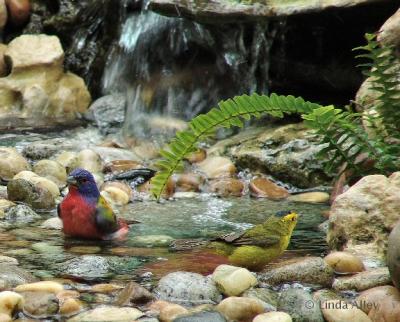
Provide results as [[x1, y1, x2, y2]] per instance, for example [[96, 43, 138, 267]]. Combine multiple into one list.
[[102, 3, 273, 139]]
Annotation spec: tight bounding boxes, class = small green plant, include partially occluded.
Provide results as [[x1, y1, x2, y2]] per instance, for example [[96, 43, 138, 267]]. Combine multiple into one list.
[[150, 33, 400, 200]]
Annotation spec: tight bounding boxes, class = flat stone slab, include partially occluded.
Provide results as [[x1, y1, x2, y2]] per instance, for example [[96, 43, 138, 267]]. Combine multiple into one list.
[[148, 0, 384, 23]]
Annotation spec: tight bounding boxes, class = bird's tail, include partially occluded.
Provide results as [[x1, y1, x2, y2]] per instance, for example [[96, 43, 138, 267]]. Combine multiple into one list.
[[103, 219, 131, 241]]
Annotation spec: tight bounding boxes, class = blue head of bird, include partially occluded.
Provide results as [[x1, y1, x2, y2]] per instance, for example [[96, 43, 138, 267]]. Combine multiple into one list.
[[67, 168, 100, 200]]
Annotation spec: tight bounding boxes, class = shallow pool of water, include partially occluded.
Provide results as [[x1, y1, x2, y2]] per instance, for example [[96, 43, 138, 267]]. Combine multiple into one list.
[[1, 195, 328, 283]]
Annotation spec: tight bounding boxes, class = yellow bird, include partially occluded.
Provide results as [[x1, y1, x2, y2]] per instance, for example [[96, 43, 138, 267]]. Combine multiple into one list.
[[211, 210, 298, 270]]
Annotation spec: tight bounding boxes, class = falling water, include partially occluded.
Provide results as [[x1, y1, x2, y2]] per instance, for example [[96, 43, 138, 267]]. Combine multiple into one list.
[[102, 2, 274, 139]]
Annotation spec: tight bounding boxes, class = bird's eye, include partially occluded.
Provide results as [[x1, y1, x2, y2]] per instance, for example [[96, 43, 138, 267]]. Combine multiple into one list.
[[81, 178, 88, 183]]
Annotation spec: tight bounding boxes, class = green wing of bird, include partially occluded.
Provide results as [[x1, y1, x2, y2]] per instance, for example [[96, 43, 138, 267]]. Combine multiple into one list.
[[94, 195, 119, 234], [216, 216, 286, 247]]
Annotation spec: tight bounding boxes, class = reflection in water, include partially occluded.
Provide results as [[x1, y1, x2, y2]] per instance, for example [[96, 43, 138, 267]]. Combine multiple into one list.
[[0, 196, 328, 283]]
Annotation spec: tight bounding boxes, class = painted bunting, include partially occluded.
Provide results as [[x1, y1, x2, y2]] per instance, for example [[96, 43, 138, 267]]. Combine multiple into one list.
[[170, 210, 298, 270], [58, 168, 129, 240], [212, 210, 299, 270]]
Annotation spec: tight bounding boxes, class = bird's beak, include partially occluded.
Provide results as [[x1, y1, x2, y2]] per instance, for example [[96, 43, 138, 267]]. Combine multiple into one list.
[[66, 176, 78, 186]]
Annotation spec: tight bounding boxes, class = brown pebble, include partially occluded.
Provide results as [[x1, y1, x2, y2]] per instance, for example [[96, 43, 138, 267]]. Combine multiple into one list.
[[175, 173, 205, 192], [249, 177, 289, 200], [5, 0, 30, 26], [59, 298, 82, 316], [185, 149, 207, 163], [324, 252, 365, 274], [209, 178, 244, 197], [114, 281, 154, 306]]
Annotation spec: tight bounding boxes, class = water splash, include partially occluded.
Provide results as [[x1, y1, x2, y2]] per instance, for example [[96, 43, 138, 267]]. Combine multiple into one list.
[[193, 195, 253, 230], [102, 5, 273, 139]]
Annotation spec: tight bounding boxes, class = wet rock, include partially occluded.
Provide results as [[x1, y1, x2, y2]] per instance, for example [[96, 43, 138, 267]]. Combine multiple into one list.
[[40, 217, 62, 230], [185, 149, 207, 164], [155, 271, 222, 305], [224, 124, 331, 188], [70, 149, 102, 174], [91, 147, 141, 164], [249, 177, 289, 200], [33, 160, 67, 188], [149, 0, 378, 22], [0, 291, 24, 317], [378, 7, 400, 48], [324, 252, 365, 274], [278, 288, 324, 322], [212, 264, 257, 296], [209, 178, 244, 197], [387, 219, 400, 290], [15, 281, 63, 294], [103, 160, 143, 174], [100, 186, 130, 206], [68, 246, 101, 254], [22, 142, 59, 160], [101, 181, 132, 196], [68, 306, 144, 322], [0, 35, 91, 130], [253, 312, 292, 322], [91, 283, 123, 294], [197, 157, 236, 179], [356, 285, 399, 314], [59, 297, 82, 316], [62, 256, 112, 281], [13, 171, 60, 197], [175, 173, 204, 192], [130, 235, 174, 248], [288, 192, 330, 204], [321, 300, 371, 322], [173, 192, 200, 199], [0, 256, 17, 265], [85, 93, 126, 134], [327, 173, 400, 255], [0, 0, 6, 31], [56, 290, 80, 301], [0, 313, 11, 322], [114, 281, 154, 306], [0, 44, 7, 77], [138, 177, 175, 199], [3, 204, 41, 226], [260, 257, 334, 287], [333, 267, 391, 291], [0, 148, 30, 181], [55, 151, 78, 170], [7, 179, 55, 210], [217, 296, 265, 322], [21, 291, 59, 318], [242, 288, 278, 308], [367, 285, 400, 321], [0, 199, 15, 218], [173, 310, 227, 322], [5, 0, 31, 26], [313, 289, 342, 305], [149, 300, 188, 322], [31, 242, 64, 258]]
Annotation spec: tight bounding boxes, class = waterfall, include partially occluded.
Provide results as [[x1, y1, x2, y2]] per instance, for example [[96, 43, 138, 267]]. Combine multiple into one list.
[[102, 3, 273, 139]]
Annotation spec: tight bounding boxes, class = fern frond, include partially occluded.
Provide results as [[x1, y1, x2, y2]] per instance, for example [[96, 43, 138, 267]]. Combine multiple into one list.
[[150, 93, 321, 200], [355, 33, 400, 139]]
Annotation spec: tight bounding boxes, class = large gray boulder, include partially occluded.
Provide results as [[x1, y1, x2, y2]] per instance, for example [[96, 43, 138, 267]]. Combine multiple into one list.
[[208, 124, 331, 188], [327, 173, 400, 258]]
